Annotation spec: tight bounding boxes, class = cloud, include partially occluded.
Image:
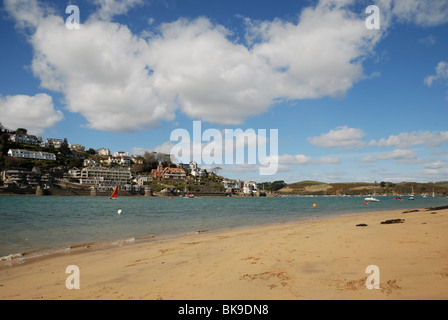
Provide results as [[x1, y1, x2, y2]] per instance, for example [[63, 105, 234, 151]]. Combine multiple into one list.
[[276, 154, 313, 165], [30, 17, 175, 132], [424, 160, 446, 169], [369, 130, 448, 148], [90, 0, 144, 21], [307, 126, 366, 149], [5, 0, 385, 132], [133, 128, 273, 165], [418, 35, 437, 46], [424, 61, 448, 89], [0, 93, 63, 135], [319, 157, 341, 164], [360, 149, 417, 162], [3, 0, 52, 30], [421, 168, 448, 176], [431, 150, 448, 156], [388, 0, 448, 27]]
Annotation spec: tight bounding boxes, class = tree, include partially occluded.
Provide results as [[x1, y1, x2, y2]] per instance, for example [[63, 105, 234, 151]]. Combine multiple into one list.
[[143, 151, 156, 163], [16, 128, 28, 136], [59, 138, 70, 156], [271, 180, 286, 191]]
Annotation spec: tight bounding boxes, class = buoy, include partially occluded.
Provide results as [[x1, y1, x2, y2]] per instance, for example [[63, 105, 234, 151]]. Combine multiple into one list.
[[118, 209, 122, 215], [313, 203, 317, 208], [169, 196, 173, 199], [364, 201, 368, 205]]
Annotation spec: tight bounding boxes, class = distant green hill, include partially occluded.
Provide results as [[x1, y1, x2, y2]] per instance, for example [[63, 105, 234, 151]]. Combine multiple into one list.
[[278, 181, 448, 196]]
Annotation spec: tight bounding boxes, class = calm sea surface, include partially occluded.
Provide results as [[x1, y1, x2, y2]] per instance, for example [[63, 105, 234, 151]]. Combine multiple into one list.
[[1, 195, 447, 258]]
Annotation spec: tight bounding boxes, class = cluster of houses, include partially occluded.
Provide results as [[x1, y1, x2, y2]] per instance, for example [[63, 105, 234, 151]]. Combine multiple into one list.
[[3, 132, 260, 195]]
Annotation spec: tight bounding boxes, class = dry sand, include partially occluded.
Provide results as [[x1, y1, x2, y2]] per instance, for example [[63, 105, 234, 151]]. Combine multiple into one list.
[[1, 207, 447, 300]]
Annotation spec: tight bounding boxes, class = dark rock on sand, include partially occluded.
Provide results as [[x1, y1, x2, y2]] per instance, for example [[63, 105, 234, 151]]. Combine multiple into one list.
[[425, 205, 448, 211], [402, 209, 419, 213], [381, 219, 405, 224]]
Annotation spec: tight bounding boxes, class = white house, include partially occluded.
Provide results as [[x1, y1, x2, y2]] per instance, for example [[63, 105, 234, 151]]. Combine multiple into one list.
[[190, 161, 206, 177], [83, 159, 96, 166], [8, 149, 56, 161], [9, 134, 42, 145], [114, 151, 129, 157], [223, 179, 243, 189], [243, 181, 257, 195], [69, 144, 85, 152], [97, 147, 111, 156], [134, 175, 152, 186], [46, 138, 63, 148]]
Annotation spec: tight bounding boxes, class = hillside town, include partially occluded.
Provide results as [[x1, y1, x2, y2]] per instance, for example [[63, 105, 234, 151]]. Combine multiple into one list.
[[0, 126, 263, 197], [4, 126, 445, 198]]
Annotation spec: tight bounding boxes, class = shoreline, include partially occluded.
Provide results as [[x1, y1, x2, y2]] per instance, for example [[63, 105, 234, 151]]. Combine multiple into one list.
[[1, 206, 447, 299], [1, 203, 438, 267]]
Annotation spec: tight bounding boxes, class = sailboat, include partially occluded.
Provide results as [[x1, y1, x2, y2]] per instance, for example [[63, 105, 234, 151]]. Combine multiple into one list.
[[408, 186, 415, 200], [110, 185, 119, 199], [432, 188, 436, 198]]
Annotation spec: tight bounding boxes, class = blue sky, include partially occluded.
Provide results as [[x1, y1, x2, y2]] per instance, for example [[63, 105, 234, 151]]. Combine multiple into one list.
[[0, 0, 447, 183]]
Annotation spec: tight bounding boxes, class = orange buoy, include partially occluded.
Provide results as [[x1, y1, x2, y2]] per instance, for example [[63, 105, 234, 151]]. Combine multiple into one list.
[[313, 203, 317, 208], [169, 196, 173, 199]]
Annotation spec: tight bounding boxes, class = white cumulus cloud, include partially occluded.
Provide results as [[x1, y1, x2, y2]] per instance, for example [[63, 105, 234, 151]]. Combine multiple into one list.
[[4, 0, 385, 132], [360, 149, 417, 162], [307, 126, 367, 149], [369, 131, 448, 148], [388, 0, 448, 27], [0, 93, 63, 134], [424, 61, 448, 91]]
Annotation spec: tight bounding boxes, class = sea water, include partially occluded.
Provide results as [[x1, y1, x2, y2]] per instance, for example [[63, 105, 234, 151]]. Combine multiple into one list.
[[1, 195, 447, 259]]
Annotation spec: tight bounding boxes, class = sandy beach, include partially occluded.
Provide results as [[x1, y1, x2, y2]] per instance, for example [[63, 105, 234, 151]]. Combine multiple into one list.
[[1, 207, 447, 300]]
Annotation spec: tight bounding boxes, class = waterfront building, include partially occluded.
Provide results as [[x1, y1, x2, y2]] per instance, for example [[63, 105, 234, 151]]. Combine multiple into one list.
[[1, 168, 43, 188], [222, 179, 243, 189], [79, 166, 131, 189], [243, 181, 258, 195]]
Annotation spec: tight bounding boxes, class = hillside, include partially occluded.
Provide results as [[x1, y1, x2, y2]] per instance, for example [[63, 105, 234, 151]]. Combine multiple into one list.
[[278, 181, 448, 196]]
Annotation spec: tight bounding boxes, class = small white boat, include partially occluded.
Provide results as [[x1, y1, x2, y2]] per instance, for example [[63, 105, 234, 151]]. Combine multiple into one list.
[[408, 186, 415, 200], [365, 183, 380, 202]]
